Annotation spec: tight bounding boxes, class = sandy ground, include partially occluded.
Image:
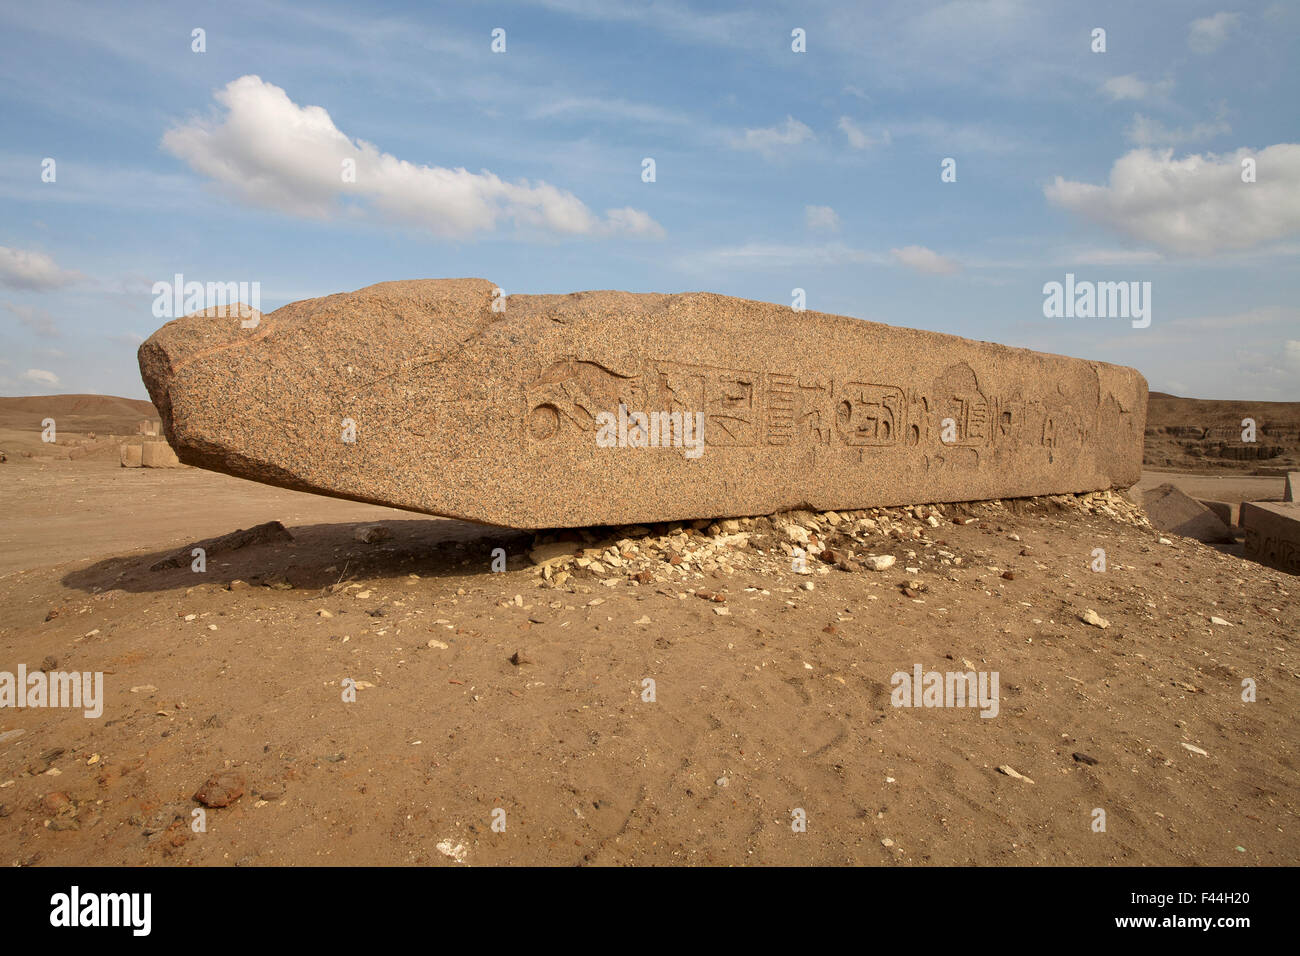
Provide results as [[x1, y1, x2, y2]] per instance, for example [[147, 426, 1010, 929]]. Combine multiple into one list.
[[1, 450, 1297, 867], [1135, 472, 1286, 509]]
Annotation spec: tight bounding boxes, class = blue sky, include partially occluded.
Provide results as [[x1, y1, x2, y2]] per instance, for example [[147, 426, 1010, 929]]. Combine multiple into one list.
[[1, 0, 1297, 401]]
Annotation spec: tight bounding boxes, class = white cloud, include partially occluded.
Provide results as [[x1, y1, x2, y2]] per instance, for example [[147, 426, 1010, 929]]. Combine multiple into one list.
[[1189, 12, 1239, 53], [602, 207, 666, 239], [0, 247, 82, 291], [163, 75, 663, 239], [1126, 111, 1230, 147], [3, 301, 61, 336], [890, 245, 960, 275], [1045, 144, 1300, 255], [730, 116, 813, 154], [838, 116, 890, 150], [804, 205, 841, 231], [22, 368, 59, 387], [1102, 75, 1173, 101]]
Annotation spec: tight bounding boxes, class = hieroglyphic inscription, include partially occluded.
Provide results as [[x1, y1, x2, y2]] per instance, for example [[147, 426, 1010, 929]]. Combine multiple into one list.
[[837, 383, 904, 446], [1245, 529, 1300, 574], [766, 373, 832, 445], [524, 355, 1122, 462]]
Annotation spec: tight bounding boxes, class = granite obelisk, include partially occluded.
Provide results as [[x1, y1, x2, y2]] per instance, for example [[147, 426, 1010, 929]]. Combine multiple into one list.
[[139, 279, 1147, 528]]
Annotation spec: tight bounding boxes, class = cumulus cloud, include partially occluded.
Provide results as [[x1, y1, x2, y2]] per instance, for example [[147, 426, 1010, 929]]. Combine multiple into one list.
[[22, 368, 59, 387], [804, 205, 840, 231], [730, 115, 813, 154], [1189, 12, 1239, 53], [0, 247, 82, 291], [1045, 144, 1300, 255], [890, 245, 959, 275], [162, 75, 663, 239], [1102, 75, 1173, 101]]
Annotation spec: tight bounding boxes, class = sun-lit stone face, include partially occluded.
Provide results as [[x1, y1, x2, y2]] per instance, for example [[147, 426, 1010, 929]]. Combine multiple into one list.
[[140, 279, 1147, 529]]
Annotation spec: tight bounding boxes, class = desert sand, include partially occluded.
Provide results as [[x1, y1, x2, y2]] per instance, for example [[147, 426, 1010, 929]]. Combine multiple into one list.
[[0, 395, 1296, 865]]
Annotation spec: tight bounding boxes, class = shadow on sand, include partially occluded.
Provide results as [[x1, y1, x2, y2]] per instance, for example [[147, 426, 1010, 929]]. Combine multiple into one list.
[[61, 518, 534, 595]]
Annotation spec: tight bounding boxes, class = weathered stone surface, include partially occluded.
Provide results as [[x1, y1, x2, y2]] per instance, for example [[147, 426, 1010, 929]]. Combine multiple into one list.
[[1286, 472, 1297, 502], [119, 443, 142, 468], [141, 440, 181, 468], [139, 279, 1148, 528], [1197, 498, 1236, 527], [1241, 501, 1300, 575], [1143, 483, 1235, 543]]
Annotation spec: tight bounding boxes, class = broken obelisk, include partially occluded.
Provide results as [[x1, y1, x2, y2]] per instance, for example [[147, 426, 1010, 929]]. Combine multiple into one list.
[[138, 279, 1147, 528]]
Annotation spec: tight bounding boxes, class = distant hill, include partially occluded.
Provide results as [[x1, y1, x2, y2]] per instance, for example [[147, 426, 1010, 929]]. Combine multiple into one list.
[[1145, 393, 1300, 474], [0, 394, 158, 435]]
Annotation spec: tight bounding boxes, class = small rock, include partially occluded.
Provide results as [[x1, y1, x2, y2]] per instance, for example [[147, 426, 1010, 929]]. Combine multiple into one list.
[[864, 555, 896, 572], [40, 791, 74, 816], [354, 524, 390, 544], [783, 525, 810, 545], [997, 764, 1034, 784], [1071, 752, 1099, 766], [193, 771, 245, 808], [1079, 609, 1109, 629], [1179, 742, 1209, 756], [436, 840, 468, 863]]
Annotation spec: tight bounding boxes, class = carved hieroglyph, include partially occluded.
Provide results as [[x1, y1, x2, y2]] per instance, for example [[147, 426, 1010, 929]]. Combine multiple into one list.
[[1241, 502, 1300, 575], [138, 279, 1148, 528]]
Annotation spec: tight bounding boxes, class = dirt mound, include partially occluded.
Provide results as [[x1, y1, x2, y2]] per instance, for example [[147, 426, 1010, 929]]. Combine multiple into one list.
[[0, 394, 157, 436]]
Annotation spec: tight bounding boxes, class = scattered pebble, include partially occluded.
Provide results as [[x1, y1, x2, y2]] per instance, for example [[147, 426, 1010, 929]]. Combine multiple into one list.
[[1079, 609, 1109, 629]]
